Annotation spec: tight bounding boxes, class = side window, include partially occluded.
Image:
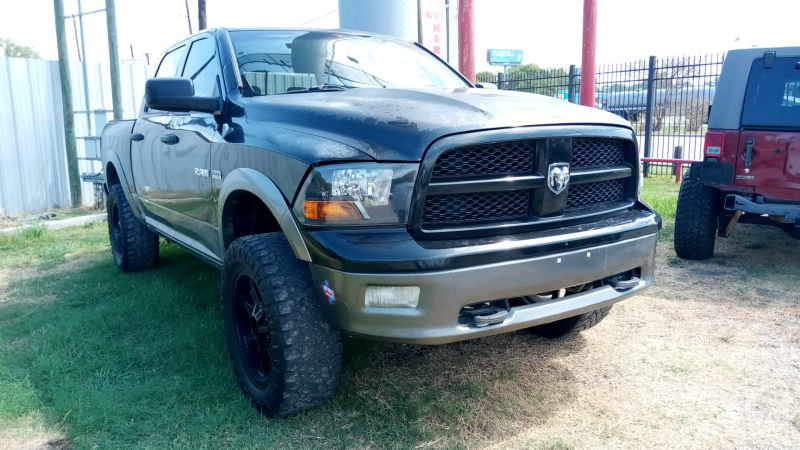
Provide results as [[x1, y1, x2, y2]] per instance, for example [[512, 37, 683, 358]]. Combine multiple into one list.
[[155, 46, 185, 78], [182, 38, 220, 98]]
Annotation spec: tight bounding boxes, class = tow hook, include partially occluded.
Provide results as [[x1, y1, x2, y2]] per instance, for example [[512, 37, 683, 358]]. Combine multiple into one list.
[[473, 309, 509, 327], [459, 301, 510, 327], [603, 275, 640, 290]]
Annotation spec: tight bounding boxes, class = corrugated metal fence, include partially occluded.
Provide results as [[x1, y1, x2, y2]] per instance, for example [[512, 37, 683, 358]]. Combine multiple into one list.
[[0, 56, 149, 215]]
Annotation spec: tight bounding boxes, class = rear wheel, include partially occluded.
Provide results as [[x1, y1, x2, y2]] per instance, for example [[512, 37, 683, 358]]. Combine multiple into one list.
[[674, 172, 719, 260], [222, 233, 342, 417], [528, 306, 613, 338], [107, 183, 159, 272]]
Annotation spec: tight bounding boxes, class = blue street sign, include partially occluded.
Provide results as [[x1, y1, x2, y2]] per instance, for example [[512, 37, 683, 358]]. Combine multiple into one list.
[[487, 49, 523, 65]]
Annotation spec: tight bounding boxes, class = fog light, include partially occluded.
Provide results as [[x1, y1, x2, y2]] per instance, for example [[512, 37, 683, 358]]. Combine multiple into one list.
[[365, 286, 420, 308]]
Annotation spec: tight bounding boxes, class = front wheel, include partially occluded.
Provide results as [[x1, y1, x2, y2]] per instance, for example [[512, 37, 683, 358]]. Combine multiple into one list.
[[528, 306, 613, 338], [222, 233, 343, 417]]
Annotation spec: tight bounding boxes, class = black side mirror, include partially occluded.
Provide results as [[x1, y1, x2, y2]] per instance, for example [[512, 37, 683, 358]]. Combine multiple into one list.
[[145, 77, 220, 114], [474, 83, 497, 90]]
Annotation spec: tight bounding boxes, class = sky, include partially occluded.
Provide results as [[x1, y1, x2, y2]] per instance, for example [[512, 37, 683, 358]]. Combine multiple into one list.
[[1, 0, 799, 72]]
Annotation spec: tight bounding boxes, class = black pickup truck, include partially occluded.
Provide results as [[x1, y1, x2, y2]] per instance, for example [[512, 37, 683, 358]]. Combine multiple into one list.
[[101, 28, 661, 417]]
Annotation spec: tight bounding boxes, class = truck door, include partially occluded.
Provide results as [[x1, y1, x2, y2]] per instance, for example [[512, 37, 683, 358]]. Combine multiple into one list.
[[160, 36, 221, 249], [736, 56, 800, 193], [131, 45, 186, 215]]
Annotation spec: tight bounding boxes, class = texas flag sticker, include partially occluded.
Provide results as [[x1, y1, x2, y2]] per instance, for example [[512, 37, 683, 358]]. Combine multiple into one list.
[[321, 280, 336, 305]]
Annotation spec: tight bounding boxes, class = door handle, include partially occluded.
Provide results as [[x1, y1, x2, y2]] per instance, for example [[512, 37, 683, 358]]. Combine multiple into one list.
[[130, 133, 144, 141], [160, 134, 179, 145], [745, 138, 754, 167]]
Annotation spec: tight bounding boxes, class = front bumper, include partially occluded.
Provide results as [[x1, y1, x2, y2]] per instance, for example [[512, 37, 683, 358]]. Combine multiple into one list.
[[306, 207, 660, 345]]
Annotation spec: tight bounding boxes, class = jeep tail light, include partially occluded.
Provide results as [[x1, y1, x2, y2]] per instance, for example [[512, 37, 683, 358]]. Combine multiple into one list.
[[704, 132, 724, 156]]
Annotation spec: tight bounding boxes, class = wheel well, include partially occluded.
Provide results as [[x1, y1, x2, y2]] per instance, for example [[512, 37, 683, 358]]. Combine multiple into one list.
[[222, 190, 283, 250], [105, 163, 120, 193]]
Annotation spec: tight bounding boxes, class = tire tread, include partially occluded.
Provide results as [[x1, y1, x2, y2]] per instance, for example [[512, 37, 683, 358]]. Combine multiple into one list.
[[107, 183, 159, 272], [222, 233, 342, 417], [674, 172, 718, 260]]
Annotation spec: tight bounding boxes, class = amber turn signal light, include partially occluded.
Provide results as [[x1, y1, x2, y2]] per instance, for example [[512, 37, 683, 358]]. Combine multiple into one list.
[[303, 201, 363, 220]]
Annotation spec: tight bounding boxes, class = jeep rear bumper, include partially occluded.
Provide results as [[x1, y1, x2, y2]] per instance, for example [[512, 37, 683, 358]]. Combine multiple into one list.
[[306, 207, 660, 345], [724, 194, 800, 222]]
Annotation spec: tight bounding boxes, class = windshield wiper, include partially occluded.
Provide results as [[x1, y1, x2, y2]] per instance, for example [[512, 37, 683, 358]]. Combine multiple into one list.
[[279, 86, 352, 95]]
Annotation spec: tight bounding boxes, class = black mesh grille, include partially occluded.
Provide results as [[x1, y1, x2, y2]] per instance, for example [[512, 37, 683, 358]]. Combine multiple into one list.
[[565, 179, 625, 209], [422, 190, 529, 226], [432, 140, 535, 179], [571, 139, 625, 168]]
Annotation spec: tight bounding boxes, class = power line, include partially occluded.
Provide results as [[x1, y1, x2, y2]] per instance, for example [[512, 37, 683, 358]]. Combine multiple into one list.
[[300, 8, 338, 26]]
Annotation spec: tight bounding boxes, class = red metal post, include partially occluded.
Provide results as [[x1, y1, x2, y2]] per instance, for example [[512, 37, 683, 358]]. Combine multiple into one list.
[[580, 0, 597, 107], [458, 0, 475, 83]]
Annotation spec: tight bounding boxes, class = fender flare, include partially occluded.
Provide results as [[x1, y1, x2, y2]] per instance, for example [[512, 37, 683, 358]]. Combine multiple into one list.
[[104, 149, 145, 218], [217, 168, 311, 262]]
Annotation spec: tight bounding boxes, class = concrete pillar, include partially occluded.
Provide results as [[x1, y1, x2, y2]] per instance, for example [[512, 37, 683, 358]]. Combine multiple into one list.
[[338, 0, 419, 40]]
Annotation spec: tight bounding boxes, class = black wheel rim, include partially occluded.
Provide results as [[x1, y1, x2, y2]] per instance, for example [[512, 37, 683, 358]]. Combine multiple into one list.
[[233, 273, 271, 384], [110, 201, 123, 260]]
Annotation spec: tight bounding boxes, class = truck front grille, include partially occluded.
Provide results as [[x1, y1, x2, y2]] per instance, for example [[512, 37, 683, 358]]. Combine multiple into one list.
[[432, 140, 534, 179], [571, 139, 625, 167], [565, 179, 625, 209], [415, 136, 636, 235], [422, 190, 529, 226]]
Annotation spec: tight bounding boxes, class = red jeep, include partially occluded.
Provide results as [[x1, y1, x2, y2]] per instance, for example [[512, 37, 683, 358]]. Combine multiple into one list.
[[675, 47, 800, 259]]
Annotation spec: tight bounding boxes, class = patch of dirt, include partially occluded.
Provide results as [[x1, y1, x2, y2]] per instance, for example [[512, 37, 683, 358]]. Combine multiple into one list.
[[0, 267, 36, 301], [0, 214, 22, 230], [0, 416, 72, 450]]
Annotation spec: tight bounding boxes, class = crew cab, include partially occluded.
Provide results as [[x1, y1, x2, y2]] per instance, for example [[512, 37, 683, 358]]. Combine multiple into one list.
[[675, 47, 800, 259], [101, 28, 661, 417]]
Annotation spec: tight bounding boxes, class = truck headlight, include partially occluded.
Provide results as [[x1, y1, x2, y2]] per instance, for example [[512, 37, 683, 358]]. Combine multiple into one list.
[[293, 163, 418, 226]]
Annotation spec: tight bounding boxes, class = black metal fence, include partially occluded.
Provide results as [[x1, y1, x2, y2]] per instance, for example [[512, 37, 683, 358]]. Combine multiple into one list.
[[477, 54, 726, 176]]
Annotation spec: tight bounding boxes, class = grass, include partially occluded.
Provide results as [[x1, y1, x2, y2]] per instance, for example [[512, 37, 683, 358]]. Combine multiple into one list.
[[0, 179, 799, 449]]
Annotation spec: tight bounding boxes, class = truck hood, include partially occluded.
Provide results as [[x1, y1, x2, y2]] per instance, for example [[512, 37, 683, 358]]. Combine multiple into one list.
[[243, 87, 631, 161]]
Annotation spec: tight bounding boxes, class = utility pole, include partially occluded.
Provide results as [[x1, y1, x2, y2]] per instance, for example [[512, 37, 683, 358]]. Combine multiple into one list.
[[53, 0, 83, 208], [184, 0, 193, 34], [458, 0, 475, 83], [580, 0, 597, 107], [198, 0, 207, 30], [106, 0, 123, 120], [77, 0, 93, 136]]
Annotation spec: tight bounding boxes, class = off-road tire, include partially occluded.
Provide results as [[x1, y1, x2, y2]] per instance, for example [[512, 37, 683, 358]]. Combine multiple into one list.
[[107, 183, 159, 272], [528, 306, 613, 338], [222, 233, 343, 417], [674, 172, 719, 260]]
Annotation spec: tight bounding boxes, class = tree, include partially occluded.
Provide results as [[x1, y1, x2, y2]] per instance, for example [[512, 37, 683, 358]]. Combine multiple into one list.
[[506, 64, 569, 97], [476, 71, 496, 83], [651, 57, 698, 132], [0, 38, 40, 59]]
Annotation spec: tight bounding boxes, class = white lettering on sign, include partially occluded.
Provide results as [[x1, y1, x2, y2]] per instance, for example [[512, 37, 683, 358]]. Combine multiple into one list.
[[195, 168, 209, 178]]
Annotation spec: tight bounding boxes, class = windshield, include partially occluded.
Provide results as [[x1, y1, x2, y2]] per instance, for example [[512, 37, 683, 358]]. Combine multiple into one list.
[[228, 30, 469, 96]]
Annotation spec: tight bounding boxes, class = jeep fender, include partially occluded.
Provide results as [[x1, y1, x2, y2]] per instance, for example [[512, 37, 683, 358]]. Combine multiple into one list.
[[217, 168, 311, 261]]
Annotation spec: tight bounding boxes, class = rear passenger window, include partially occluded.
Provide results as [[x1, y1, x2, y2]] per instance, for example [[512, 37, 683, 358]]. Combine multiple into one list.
[[742, 57, 800, 128], [182, 38, 220, 98], [155, 46, 185, 78]]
